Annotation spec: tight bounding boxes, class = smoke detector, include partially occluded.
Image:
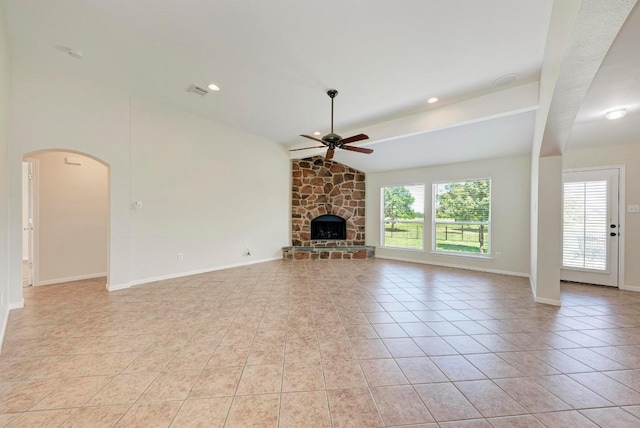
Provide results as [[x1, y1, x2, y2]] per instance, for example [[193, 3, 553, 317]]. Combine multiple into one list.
[[67, 48, 84, 59], [494, 73, 519, 87], [188, 84, 209, 96]]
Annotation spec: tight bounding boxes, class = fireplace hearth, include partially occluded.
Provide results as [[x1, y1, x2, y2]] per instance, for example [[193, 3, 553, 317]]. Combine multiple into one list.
[[311, 215, 346, 240]]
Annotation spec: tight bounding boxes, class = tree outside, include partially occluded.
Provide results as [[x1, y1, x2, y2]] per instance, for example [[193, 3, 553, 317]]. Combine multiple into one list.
[[384, 186, 416, 231], [383, 185, 425, 249], [435, 179, 490, 253]]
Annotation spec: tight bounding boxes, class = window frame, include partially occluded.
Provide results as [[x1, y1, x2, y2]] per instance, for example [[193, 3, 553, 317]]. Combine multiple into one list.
[[380, 183, 426, 251], [431, 177, 492, 259]]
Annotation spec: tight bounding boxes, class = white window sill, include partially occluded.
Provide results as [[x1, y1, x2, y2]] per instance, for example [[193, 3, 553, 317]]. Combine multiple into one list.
[[431, 251, 492, 260], [380, 246, 426, 253]]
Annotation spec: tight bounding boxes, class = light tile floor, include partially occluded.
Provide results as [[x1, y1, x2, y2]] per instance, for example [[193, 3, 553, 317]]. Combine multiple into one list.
[[2, 259, 640, 427]]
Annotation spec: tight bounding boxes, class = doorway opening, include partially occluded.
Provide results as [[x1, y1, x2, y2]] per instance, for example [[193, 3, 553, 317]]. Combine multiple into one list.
[[22, 161, 33, 286], [561, 166, 624, 287], [23, 150, 110, 287]]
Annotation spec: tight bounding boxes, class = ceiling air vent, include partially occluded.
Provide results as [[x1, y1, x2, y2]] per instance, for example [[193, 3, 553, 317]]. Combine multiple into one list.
[[188, 84, 209, 96]]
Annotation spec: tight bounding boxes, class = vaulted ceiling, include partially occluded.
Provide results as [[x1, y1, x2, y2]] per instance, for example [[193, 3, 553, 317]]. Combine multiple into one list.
[[4, 1, 638, 172]]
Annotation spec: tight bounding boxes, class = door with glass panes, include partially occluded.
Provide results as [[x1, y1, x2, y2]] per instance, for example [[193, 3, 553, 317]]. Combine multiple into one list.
[[561, 168, 619, 287]]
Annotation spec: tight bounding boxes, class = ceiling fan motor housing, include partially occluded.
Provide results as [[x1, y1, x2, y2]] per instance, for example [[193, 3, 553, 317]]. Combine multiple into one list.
[[322, 132, 342, 144]]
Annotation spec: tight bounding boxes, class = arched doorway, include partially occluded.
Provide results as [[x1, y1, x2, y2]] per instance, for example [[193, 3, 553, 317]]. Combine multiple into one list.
[[23, 150, 110, 287]]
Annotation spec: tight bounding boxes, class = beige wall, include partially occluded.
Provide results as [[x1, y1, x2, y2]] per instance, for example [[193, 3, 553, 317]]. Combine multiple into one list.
[[8, 59, 290, 299], [564, 142, 640, 288], [0, 2, 12, 340], [0, 2, 12, 345], [366, 155, 531, 276], [29, 152, 108, 285]]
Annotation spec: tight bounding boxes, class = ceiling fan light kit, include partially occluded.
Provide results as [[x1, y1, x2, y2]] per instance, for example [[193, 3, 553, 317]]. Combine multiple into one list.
[[292, 89, 373, 160]]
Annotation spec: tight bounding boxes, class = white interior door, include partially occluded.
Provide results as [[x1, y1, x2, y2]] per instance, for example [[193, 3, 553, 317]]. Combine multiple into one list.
[[561, 168, 619, 287]]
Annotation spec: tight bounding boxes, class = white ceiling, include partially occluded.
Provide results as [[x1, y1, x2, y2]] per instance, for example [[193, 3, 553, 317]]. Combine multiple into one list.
[[329, 111, 536, 173], [568, 4, 640, 149], [4, 0, 638, 172]]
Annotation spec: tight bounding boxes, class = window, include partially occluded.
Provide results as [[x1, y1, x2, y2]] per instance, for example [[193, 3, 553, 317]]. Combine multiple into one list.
[[433, 178, 491, 256], [381, 185, 425, 250], [562, 180, 608, 270]]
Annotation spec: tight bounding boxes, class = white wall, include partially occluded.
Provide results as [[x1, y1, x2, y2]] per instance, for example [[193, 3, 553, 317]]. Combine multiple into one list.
[[0, 2, 12, 343], [366, 155, 531, 276], [564, 142, 640, 288], [129, 98, 290, 281], [28, 152, 108, 285], [8, 59, 290, 302]]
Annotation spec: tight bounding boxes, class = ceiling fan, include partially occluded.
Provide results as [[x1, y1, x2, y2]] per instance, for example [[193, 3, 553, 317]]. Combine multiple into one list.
[[290, 89, 373, 160]]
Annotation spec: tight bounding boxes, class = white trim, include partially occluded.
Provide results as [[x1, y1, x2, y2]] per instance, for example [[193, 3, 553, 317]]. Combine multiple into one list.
[[529, 275, 561, 306], [111, 257, 282, 291], [534, 296, 561, 306], [1, 301, 26, 354], [9, 300, 24, 310], [0, 308, 9, 354], [563, 165, 627, 173], [375, 254, 528, 278], [35, 272, 107, 286], [431, 251, 492, 260], [381, 246, 425, 253], [620, 285, 640, 292], [561, 165, 626, 288], [618, 166, 626, 289], [106, 282, 130, 292], [529, 275, 535, 295]]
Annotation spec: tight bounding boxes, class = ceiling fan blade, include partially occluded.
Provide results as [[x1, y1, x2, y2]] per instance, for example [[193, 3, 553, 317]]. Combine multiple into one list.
[[289, 145, 325, 152], [326, 149, 335, 160], [300, 134, 328, 145], [342, 145, 374, 154], [339, 133, 369, 145]]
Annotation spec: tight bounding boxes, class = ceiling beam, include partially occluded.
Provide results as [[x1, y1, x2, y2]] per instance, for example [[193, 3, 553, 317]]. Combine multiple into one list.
[[538, 0, 638, 157], [289, 82, 539, 158]]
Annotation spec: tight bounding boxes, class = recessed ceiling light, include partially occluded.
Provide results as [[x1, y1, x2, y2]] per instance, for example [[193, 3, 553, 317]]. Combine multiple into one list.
[[494, 73, 519, 86], [313, 131, 321, 136], [427, 97, 439, 104], [605, 109, 627, 120], [207, 83, 220, 91]]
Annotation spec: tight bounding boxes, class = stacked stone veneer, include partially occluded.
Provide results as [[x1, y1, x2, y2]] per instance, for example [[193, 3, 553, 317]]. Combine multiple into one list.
[[291, 156, 366, 247]]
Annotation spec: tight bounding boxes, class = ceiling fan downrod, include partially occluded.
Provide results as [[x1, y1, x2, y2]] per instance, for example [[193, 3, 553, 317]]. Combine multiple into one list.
[[328, 89, 338, 135]]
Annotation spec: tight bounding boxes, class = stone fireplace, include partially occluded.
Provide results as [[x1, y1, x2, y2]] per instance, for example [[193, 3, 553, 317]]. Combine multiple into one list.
[[283, 156, 375, 260]]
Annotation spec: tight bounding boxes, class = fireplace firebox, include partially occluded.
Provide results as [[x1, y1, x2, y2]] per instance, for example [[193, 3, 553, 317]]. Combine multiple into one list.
[[311, 215, 347, 240]]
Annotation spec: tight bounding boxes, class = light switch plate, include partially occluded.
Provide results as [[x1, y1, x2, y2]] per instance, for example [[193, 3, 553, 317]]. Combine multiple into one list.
[[628, 204, 640, 213]]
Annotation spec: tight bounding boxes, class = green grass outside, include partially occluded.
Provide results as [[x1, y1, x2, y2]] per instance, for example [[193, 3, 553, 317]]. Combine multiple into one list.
[[383, 222, 424, 249], [383, 222, 489, 254], [435, 223, 489, 254]]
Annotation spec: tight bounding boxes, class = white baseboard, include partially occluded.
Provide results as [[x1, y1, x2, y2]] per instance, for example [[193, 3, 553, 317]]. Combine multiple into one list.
[[9, 299, 24, 310], [36, 272, 107, 286], [0, 307, 9, 354], [534, 296, 561, 306], [112, 257, 282, 291], [106, 282, 130, 292], [375, 254, 529, 278], [620, 284, 640, 292], [1, 300, 25, 354]]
